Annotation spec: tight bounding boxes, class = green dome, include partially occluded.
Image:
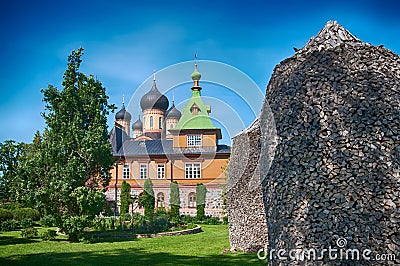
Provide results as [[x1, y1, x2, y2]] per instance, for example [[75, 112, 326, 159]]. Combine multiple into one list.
[[191, 64, 202, 80]]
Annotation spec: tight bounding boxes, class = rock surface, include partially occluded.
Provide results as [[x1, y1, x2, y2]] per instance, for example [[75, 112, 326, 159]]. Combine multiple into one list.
[[260, 21, 400, 265]]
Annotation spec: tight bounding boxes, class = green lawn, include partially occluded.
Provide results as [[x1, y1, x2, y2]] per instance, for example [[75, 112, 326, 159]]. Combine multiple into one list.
[[0, 225, 265, 266]]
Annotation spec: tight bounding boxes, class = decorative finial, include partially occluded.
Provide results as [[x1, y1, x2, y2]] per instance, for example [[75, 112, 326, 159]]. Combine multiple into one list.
[[153, 70, 156, 81], [172, 91, 175, 105], [122, 94, 125, 105], [194, 52, 198, 66]]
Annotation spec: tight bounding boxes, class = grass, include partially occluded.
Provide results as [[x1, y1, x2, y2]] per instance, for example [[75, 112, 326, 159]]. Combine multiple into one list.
[[0, 225, 265, 266]]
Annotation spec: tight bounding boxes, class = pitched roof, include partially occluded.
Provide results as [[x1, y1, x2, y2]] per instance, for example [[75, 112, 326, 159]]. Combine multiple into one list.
[[113, 139, 230, 157]]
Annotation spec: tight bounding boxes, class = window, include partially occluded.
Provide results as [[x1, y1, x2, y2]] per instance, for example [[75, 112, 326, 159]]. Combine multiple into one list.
[[157, 164, 165, 179], [150, 116, 153, 129], [185, 163, 201, 179], [140, 164, 147, 179], [190, 104, 199, 115], [123, 164, 130, 179], [157, 192, 165, 207], [188, 192, 196, 208], [143, 117, 146, 128], [187, 135, 201, 146], [159, 117, 162, 129]]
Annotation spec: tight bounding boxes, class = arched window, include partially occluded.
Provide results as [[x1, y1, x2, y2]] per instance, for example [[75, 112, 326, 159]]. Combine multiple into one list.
[[188, 192, 196, 208], [150, 116, 153, 129], [157, 192, 165, 208], [159, 117, 162, 129]]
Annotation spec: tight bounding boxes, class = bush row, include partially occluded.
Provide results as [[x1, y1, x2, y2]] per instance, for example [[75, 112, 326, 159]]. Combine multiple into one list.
[[0, 207, 40, 222]]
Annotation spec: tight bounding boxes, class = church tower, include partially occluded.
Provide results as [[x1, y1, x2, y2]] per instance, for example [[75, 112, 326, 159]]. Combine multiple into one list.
[[140, 74, 169, 139], [114, 97, 132, 137], [169, 62, 222, 148], [131, 115, 143, 139], [165, 97, 182, 139]]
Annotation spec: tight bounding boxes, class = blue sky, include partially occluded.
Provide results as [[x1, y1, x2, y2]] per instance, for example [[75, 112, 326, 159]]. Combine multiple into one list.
[[1, 0, 399, 144]]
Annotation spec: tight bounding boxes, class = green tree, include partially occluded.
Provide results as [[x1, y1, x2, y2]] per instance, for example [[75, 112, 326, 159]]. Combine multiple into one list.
[[139, 178, 154, 218], [120, 180, 131, 215], [169, 181, 180, 221], [38, 48, 115, 225], [0, 140, 26, 201], [12, 131, 48, 210], [70, 186, 105, 218], [196, 183, 207, 221]]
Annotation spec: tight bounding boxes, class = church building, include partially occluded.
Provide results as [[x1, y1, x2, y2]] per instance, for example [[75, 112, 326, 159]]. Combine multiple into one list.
[[107, 63, 230, 217]]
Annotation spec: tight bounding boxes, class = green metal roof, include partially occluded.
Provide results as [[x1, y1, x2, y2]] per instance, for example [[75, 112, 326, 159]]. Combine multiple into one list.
[[171, 89, 218, 130]]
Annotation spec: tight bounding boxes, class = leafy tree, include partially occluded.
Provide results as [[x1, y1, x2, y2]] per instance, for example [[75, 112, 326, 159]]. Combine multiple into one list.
[[38, 48, 115, 225], [120, 180, 131, 215], [12, 131, 48, 210], [139, 178, 154, 218], [169, 181, 180, 221], [0, 140, 26, 200], [70, 186, 105, 218], [196, 183, 207, 221]]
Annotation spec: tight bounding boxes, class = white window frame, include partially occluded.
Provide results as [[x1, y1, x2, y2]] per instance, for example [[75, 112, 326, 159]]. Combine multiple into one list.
[[123, 164, 130, 179], [185, 163, 201, 179], [157, 164, 165, 179], [188, 192, 196, 207], [157, 192, 165, 207], [187, 135, 201, 147], [140, 164, 148, 179]]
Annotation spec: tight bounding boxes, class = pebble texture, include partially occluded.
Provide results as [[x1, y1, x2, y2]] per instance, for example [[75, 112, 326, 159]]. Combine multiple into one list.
[[261, 21, 400, 265], [227, 118, 269, 252]]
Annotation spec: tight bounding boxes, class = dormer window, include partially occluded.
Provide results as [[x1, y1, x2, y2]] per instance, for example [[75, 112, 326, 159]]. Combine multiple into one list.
[[190, 104, 200, 115], [187, 135, 201, 146]]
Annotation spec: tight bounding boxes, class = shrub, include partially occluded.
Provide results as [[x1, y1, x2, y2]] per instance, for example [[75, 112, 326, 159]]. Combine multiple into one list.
[[21, 227, 38, 238], [0, 208, 13, 222], [12, 208, 40, 221], [150, 216, 169, 233], [20, 218, 34, 229], [196, 184, 207, 221], [107, 217, 115, 230], [120, 180, 131, 216], [61, 215, 90, 242], [170, 181, 180, 222], [40, 215, 56, 227], [92, 218, 107, 231], [222, 215, 228, 225], [180, 215, 196, 224], [207, 217, 221, 225], [138, 179, 154, 218], [154, 207, 167, 217], [120, 213, 131, 222], [1, 219, 17, 231], [40, 229, 57, 241]]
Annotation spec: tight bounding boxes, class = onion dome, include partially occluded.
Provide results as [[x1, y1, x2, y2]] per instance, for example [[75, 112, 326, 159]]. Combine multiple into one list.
[[167, 102, 182, 119], [132, 116, 143, 131], [115, 103, 132, 121], [140, 76, 169, 111], [191, 64, 202, 80]]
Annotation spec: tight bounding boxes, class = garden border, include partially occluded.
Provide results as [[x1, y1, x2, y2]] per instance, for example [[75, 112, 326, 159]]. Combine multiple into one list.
[[91, 225, 202, 239]]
